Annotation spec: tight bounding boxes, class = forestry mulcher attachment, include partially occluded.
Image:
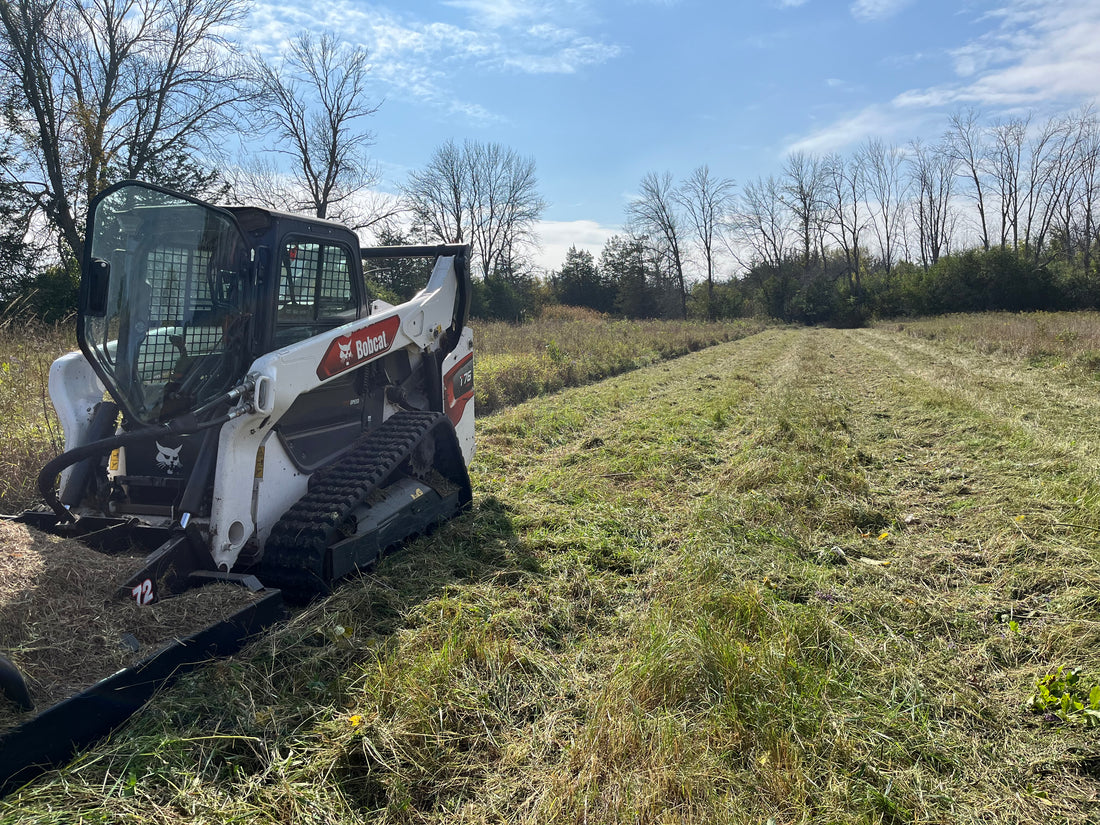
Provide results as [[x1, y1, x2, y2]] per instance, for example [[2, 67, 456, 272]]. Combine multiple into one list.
[[0, 180, 475, 789]]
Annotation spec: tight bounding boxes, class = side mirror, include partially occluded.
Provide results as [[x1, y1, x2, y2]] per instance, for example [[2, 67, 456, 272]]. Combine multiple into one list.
[[86, 258, 110, 316]]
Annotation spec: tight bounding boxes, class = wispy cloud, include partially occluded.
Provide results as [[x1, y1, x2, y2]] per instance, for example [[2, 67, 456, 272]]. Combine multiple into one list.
[[246, 0, 621, 124], [443, 0, 598, 28], [785, 104, 930, 155], [849, 0, 912, 22], [945, 0, 1100, 107], [786, 0, 1100, 155], [443, 0, 541, 28]]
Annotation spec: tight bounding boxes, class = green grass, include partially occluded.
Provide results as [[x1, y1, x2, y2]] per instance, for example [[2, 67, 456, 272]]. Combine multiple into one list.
[[474, 306, 766, 412], [5, 315, 1100, 821]]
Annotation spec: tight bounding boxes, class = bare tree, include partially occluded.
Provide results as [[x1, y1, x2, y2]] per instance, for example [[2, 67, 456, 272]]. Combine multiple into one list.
[[402, 139, 545, 280], [859, 139, 908, 277], [945, 108, 992, 251], [628, 171, 688, 318], [0, 0, 249, 261], [821, 153, 868, 299], [732, 176, 794, 316], [674, 165, 735, 320], [248, 32, 393, 229], [404, 140, 466, 244], [908, 140, 957, 268], [1023, 114, 1082, 263], [1074, 110, 1100, 276], [781, 151, 826, 275], [732, 176, 790, 272], [465, 141, 544, 281], [988, 115, 1029, 249]]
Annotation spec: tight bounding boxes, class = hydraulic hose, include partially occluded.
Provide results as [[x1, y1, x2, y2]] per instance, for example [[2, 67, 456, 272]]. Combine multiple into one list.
[[38, 408, 233, 524]]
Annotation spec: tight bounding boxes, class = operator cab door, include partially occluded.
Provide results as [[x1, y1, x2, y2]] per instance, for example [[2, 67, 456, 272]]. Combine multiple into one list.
[[272, 237, 368, 472]]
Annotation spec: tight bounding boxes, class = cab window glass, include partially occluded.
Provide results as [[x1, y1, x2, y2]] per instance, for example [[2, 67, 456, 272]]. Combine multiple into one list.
[[275, 240, 358, 346]]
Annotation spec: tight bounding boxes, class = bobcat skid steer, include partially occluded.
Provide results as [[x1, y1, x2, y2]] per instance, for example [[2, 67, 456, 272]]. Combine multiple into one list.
[[0, 180, 474, 788]]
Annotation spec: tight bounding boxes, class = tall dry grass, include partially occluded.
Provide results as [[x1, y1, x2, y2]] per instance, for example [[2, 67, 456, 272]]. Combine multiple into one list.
[[876, 310, 1100, 370], [475, 306, 766, 412], [0, 316, 71, 512]]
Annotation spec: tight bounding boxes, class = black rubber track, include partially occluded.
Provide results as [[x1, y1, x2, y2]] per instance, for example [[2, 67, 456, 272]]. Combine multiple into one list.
[[259, 411, 470, 600]]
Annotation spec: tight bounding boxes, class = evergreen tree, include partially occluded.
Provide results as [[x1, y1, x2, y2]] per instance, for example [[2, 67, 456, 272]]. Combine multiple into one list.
[[553, 246, 613, 313], [599, 235, 653, 318]]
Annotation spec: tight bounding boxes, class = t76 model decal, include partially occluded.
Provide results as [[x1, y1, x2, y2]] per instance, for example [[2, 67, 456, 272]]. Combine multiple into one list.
[[317, 316, 401, 380], [444, 352, 474, 426]]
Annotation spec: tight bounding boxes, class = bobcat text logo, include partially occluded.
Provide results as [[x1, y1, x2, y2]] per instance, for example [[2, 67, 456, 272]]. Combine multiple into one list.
[[354, 331, 388, 359], [155, 442, 183, 475], [317, 316, 401, 380]]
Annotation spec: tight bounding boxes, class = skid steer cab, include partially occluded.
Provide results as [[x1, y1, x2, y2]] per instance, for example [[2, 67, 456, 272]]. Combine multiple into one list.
[[22, 179, 475, 604]]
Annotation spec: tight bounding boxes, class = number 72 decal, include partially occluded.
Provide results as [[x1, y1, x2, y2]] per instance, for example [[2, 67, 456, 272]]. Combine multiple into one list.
[[131, 578, 154, 605]]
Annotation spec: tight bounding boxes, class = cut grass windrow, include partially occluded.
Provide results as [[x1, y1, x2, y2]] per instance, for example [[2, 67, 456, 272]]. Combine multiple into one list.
[[3, 323, 1100, 823]]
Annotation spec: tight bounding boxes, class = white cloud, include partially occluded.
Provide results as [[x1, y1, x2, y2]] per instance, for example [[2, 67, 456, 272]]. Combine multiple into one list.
[[247, 0, 621, 123], [535, 219, 619, 271], [849, 0, 912, 22], [443, 0, 540, 28], [786, 0, 1100, 155], [785, 104, 927, 155]]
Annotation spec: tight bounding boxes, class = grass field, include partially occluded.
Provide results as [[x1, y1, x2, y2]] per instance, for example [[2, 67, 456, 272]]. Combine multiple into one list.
[[0, 310, 761, 511], [474, 307, 765, 413], [0, 317, 69, 513], [3, 315, 1100, 822]]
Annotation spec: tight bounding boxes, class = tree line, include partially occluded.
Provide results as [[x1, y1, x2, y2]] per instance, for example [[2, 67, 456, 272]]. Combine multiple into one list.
[[3, 0, 1099, 326], [543, 106, 1100, 326]]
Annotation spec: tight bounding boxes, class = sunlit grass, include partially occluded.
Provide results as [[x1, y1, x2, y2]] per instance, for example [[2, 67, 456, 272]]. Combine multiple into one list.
[[474, 305, 766, 412], [6, 315, 1100, 821]]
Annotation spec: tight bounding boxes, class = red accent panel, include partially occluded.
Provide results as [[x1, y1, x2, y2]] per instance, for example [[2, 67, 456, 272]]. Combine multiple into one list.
[[316, 316, 401, 380], [444, 352, 474, 426]]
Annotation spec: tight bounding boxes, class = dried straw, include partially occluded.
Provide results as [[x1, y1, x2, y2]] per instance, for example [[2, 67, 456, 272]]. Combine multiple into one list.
[[0, 520, 256, 728]]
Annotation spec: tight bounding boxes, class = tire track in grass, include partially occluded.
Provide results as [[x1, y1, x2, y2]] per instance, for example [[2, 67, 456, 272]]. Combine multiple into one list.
[[473, 328, 859, 822], [476, 328, 801, 507], [813, 328, 1100, 821], [856, 326, 1100, 491]]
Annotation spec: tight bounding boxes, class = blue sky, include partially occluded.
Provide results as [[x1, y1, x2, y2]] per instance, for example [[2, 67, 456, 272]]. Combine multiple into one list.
[[243, 0, 1100, 271]]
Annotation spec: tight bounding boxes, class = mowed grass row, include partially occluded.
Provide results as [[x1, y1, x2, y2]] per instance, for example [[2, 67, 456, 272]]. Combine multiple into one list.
[[0, 310, 761, 512], [4, 322, 1100, 822]]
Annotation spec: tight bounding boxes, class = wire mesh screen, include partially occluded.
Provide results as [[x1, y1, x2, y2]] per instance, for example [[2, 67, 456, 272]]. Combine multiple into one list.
[[319, 245, 354, 315], [137, 246, 222, 381], [280, 243, 319, 313], [275, 242, 357, 345]]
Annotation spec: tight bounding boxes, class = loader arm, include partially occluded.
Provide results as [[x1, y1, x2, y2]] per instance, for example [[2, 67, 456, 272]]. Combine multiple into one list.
[[208, 250, 473, 572]]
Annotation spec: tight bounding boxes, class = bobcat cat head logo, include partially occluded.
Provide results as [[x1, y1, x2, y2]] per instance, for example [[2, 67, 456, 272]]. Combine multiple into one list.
[[338, 340, 352, 365], [155, 442, 183, 475]]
